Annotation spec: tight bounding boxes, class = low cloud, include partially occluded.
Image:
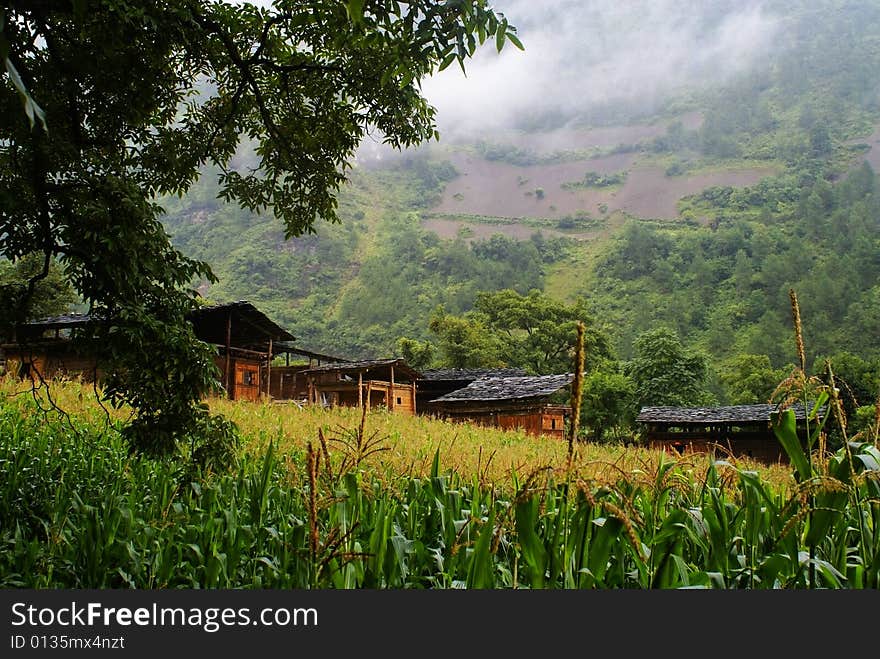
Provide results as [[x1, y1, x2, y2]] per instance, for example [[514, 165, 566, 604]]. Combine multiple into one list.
[[419, 0, 783, 138]]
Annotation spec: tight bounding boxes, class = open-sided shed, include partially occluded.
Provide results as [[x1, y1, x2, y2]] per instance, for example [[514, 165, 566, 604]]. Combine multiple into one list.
[[266, 342, 349, 401], [1, 313, 97, 381], [636, 403, 819, 463], [428, 373, 573, 438], [301, 359, 421, 414]]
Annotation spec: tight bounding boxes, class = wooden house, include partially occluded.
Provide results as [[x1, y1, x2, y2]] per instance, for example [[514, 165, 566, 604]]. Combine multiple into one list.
[[185, 301, 295, 401], [1, 313, 98, 381], [2, 300, 295, 402], [416, 367, 527, 412], [267, 343, 349, 401], [636, 403, 821, 463], [427, 373, 573, 439], [300, 359, 420, 414]]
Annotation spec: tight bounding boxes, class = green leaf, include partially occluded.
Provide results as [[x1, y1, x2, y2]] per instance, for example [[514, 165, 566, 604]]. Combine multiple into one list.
[[5, 57, 47, 132], [771, 409, 811, 482], [438, 52, 456, 72], [346, 0, 365, 24], [495, 20, 507, 52], [587, 516, 621, 584], [466, 509, 496, 589], [854, 444, 880, 471], [430, 448, 440, 479], [506, 31, 524, 51], [515, 497, 546, 587]]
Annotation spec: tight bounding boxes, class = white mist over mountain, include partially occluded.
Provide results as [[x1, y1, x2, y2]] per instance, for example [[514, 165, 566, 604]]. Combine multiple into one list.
[[419, 0, 783, 137]]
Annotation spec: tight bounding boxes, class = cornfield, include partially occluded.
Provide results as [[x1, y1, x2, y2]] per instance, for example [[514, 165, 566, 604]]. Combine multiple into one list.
[[1, 378, 877, 588]]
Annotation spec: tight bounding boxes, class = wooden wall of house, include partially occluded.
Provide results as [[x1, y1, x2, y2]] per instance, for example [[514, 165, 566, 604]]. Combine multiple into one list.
[[308, 380, 417, 414], [4, 348, 99, 382], [496, 412, 543, 436], [213, 355, 263, 401], [269, 365, 310, 400], [647, 434, 787, 464], [437, 406, 564, 438], [390, 384, 416, 414], [540, 410, 566, 439], [234, 361, 261, 402]]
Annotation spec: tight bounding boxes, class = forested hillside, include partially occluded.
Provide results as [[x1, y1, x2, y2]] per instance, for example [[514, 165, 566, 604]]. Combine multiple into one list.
[[160, 0, 880, 420]]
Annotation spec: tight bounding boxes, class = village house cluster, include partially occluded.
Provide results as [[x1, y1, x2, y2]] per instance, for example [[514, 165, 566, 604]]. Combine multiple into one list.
[[1, 300, 814, 462], [0, 300, 573, 440]]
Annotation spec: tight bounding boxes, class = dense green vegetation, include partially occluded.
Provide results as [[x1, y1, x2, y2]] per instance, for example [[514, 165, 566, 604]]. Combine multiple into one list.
[[162, 162, 572, 358], [2, 389, 877, 589], [0, 254, 76, 326], [591, 164, 880, 390]]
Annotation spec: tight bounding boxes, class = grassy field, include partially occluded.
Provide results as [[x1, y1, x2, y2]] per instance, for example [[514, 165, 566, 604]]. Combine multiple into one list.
[[0, 375, 793, 491], [2, 375, 877, 588]]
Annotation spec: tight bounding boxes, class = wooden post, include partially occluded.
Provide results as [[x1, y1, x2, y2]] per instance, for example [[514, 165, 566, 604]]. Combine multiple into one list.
[[389, 366, 395, 411], [358, 372, 363, 408], [266, 338, 272, 400], [225, 310, 233, 399], [412, 382, 417, 414]]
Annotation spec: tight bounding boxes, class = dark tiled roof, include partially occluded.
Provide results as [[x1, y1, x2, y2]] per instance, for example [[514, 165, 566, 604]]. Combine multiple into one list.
[[419, 367, 528, 381], [430, 373, 573, 402], [636, 403, 819, 425], [18, 313, 92, 330], [272, 341, 349, 363], [17, 301, 295, 349], [187, 300, 295, 345], [301, 358, 421, 380]]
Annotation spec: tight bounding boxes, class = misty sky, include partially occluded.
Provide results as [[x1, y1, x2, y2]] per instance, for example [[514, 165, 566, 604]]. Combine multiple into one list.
[[235, 0, 787, 158], [420, 0, 783, 136]]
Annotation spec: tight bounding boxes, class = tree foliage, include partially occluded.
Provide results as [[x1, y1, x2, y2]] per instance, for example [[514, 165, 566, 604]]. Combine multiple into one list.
[[0, 0, 519, 454], [718, 353, 790, 405], [580, 370, 635, 443], [626, 327, 711, 409], [473, 289, 613, 374], [0, 253, 75, 328], [424, 289, 613, 374], [428, 306, 505, 369]]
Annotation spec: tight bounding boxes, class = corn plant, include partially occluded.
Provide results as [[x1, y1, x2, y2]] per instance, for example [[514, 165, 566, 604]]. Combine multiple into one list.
[[1, 370, 877, 589]]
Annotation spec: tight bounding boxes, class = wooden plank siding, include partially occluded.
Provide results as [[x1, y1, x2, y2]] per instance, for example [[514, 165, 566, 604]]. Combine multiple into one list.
[[435, 404, 569, 439], [234, 362, 261, 402], [301, 359, 420, 415], [307, 378, 417, 415], [268, 365, 311, 400], [647, 434, 787, 463], [3, 345, 100, 382], [636, 405, 823, 464], [212, 354, 263, 402]]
